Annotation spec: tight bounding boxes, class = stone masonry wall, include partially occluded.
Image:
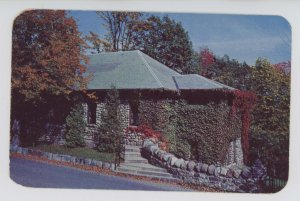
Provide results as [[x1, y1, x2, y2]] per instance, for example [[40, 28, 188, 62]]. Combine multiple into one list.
[[123, 127, 144, 146], [141, 139, 267, 193], [225, 138, 244, 166], [83, 102, 130, 148]]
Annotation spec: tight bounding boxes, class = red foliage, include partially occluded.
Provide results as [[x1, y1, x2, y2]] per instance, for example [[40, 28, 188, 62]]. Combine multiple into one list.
[[230, 90, 257, 165], [200, 48, 215, 76], [273, 61, 291, 74], [126, 124, 168, 150]]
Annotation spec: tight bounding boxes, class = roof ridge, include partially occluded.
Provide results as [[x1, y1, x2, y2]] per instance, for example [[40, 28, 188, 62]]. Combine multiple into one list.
[[137, 50, 163, 88], [139, 51, 181, 76]]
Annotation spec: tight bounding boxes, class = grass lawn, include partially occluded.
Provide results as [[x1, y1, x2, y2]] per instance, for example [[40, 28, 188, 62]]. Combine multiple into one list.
[[30, 144, 116, 163]]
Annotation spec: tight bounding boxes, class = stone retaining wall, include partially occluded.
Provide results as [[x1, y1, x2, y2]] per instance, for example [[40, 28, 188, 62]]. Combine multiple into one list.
[[141, 139, 267, 193], [10, 145, 116, 171]]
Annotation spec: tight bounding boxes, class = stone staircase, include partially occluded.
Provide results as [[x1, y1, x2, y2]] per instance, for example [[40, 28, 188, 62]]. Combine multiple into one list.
[[116, 145, 177, 182]]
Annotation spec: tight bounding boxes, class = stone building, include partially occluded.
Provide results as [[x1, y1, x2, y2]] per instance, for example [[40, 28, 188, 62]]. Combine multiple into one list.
[[79, 50, 243, 166]]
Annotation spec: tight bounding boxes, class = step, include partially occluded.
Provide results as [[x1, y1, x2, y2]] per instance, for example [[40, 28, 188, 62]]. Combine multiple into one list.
[[124, 146, 141, 153], [124, 152, 141, 157], [117, 167, 172, 178], [120, 163, 168, 173], [124, 156, 148, 163], [124, 159, 148, 163]]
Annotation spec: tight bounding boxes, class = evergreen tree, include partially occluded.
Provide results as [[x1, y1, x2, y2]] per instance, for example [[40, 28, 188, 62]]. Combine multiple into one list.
[[65, 104, 86, 147], [97, 86, 123, 156]]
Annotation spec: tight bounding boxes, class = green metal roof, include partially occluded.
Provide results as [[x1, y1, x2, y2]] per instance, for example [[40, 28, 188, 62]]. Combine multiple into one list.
[[173, 74, 235, 90], [86, 50, 233, 91]]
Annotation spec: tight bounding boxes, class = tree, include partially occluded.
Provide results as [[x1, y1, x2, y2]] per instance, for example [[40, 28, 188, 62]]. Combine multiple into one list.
[[249, 59, 290, 179], [97, 86, 123, 159], [65, 104, 86, 147], [199, 48, 215, 77], [11, 10, 90, 145], [12, 10, 90, 102], [84, 31, 111, 54], [131, 15, 194, 74], [273, 61, 291, 75], [96, 11, 143, 51], [201, 51, 252, 91]]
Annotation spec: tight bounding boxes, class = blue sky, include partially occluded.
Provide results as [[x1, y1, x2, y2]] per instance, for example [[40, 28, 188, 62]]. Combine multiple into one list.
[[69, 11, 291, 65]]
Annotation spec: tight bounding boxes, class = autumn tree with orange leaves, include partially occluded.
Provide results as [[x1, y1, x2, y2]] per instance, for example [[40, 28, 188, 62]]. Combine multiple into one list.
[[12, 10, 90, 102], [11, 10, 90, 146]]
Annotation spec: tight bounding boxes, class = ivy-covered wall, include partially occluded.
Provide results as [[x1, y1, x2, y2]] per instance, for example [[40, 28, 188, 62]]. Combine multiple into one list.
[[138, 98, 242, 165]]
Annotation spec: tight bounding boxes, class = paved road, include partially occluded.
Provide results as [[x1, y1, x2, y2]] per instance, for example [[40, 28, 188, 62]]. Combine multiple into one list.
[[10, 157, 188, 191]]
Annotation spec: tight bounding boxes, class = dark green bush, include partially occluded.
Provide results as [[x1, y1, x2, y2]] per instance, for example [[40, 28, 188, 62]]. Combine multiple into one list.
[[97, 86, 122, 154], [65, 104, 86, 148]]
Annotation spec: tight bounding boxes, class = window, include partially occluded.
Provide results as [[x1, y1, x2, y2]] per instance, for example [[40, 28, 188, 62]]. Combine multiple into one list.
[[87, 102, 97, 124]]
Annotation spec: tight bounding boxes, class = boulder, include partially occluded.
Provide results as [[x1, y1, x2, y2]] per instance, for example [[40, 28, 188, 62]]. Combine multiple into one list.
[[17, 147, 23, 154], [149, 144, 159, 155], [214, 167, 221, 176], [157, 150, 166, 159], [154, 148, 160, 156], [61, 155, 71, 162], [95, 160, 102, 167], [47, 153, 53, 160], [143, 138, 154, 147], [200, 164, 209, 173], [90, 159, 98, 166], [180, 161, 187, 170], [168, 156, 178, 166], [151, 147, 159, 156], [174, 158, 185, 168], [84, 158, 92, 165], [241, 166, 252, 179], [52, 154, 61, 161], [226, 168, 234, 177], [21, 148, 28, 155], [194, 163, 203, 172], [187, 161, 196, 171], [102, 162, 111, 169], [220, 167, 228, 176], [163, 154, 173, 162], [110, 163, 116, 171], [208, 165, 216, 175], [70, 156, 76, 163], [233, 168, 242, 178]]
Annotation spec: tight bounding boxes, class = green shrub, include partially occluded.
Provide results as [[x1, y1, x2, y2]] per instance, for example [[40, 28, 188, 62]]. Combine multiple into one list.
[[65, 104, 86, 148], [97, 86, 122, 154]]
